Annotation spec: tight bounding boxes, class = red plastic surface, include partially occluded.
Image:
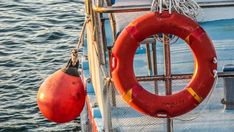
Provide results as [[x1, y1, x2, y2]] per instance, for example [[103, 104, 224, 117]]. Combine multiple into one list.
[[37, 69, 86, 123], [111, 11, 217, 118]]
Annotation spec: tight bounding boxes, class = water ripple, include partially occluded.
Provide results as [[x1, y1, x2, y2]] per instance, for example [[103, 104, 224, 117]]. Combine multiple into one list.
[[0, 0, 84, 131]]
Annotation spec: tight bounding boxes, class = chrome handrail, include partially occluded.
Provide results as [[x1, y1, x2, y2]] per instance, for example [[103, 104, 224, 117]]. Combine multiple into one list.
[[92, 1, 234, 13], [136, 72, 234, 81]]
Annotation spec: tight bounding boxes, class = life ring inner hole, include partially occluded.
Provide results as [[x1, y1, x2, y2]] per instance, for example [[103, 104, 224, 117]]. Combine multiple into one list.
[[133, 35, 195, 96]]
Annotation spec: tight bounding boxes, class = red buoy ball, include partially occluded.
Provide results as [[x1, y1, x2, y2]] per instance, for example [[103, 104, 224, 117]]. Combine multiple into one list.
[[37, 69, 86, 123]]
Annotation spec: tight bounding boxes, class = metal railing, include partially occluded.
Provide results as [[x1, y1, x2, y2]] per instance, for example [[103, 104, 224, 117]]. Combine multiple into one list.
[[93, 1, 234, 13], [136, 72, 234, 81], [85, 0, 234, 132]]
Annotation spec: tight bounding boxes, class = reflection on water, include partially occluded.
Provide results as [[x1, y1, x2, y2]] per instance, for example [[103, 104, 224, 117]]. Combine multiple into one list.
[[0, 0, 84, 131]]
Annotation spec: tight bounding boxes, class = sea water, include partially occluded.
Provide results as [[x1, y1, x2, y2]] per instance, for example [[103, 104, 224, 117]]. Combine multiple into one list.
[[0, 0, 84, 131]]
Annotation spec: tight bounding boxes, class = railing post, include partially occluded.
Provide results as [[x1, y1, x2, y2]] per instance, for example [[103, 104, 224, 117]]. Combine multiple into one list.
[[146, 42, 153, 76], [163, 34, 173, 132], [152, 40, 158, 94], [92, 0, 113, 131], [222, 64, 234, 110]]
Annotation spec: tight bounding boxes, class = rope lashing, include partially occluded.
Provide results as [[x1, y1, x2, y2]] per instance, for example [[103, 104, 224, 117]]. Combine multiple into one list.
[[69, 16, 91, 68], [76, 16, 91, 49], [71, 48, 78, 67], [151, 0, 201, 19]]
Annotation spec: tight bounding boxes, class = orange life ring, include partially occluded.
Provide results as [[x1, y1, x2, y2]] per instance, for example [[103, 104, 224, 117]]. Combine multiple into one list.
[[111, 11, 217, 118]]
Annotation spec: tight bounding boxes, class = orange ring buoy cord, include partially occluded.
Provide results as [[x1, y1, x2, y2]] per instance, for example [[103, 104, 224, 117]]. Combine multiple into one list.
[[111, 11, 217, 118]]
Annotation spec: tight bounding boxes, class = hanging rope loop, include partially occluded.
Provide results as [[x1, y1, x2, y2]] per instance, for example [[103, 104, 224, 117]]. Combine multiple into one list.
[[174, 75, 218, 121], [175, 54, 219, 121], [151, 0, 201, 45], [67, 15, 91, 68], [151, 0, 172, 13], [76, 16, 91, 49], [172, 0, 201, 19], [151, 0, 201, 19]]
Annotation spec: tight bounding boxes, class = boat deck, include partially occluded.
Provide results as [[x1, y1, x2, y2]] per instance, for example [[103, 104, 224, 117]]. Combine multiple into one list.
[[109, 19, 234, 132], [81, 14, 234, 131], [111, 78, 234, 132]]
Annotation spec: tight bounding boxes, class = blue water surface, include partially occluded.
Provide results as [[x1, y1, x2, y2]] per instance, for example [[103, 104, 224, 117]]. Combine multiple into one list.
[[0, 0, 84, 131]]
